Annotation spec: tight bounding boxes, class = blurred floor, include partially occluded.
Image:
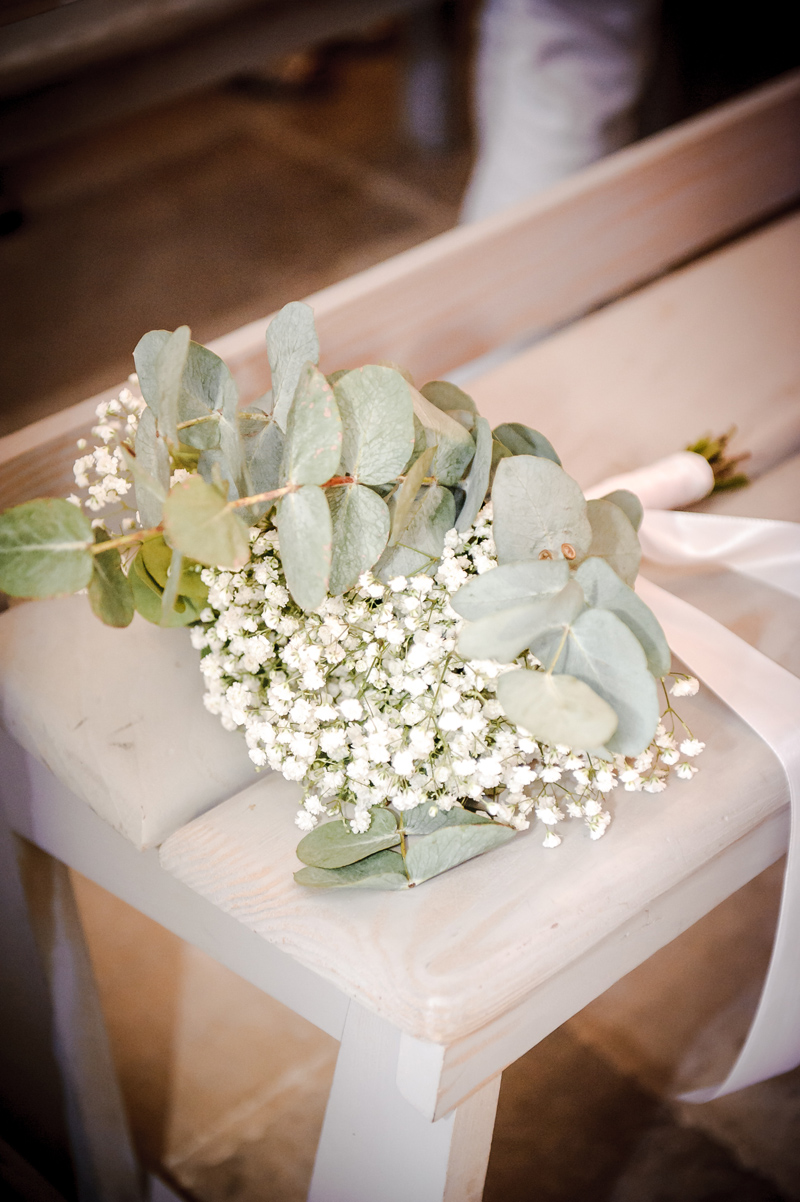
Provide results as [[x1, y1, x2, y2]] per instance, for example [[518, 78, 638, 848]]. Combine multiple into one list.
[[71, 857, 800, 1202], [0, 33, 471, 437]]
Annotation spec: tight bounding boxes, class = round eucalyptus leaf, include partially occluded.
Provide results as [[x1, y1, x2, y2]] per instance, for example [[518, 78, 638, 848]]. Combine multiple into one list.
[[493, 423, 561, 465], [575, 556, 670, 677], [401, 806, 493, 835], [88, 531, 134, 627], [294, 849, 407, 889], [136, 326, 190, 446], [404, 821, 515, 886], [420, 380, 478, 424], [496, 669, 618, 750], [375, 483, 455, 581], [0, 499, 93, 598], [163, 475, 250, 570], [411, 387, 476, 486], [242, 415, 284, 502], [281, 363, 342, 486], [128, 407, 169, 528], [266, 301, 320, 431], [601, 488, 643, 532], [296, 807, 399, 869], [528, 607, 659, 755], [492, 456, 592, 564], [451, 558, 569, 621], [583, 498, 641, 586], [390, 446, 435, 546], [328, 483, 391, 594], [458, 578, 585, 663], [130, 548, 198, 627], [335, 365, 416, 485], [455, 415, 492, 532], [276, 484, 332, 612], [132, 329, 170, 412]]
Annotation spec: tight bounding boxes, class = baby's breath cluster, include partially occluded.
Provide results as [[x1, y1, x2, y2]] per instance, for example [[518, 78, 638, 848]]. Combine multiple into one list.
[[68, 385, 144, 518], [191, 512, 702, 846]]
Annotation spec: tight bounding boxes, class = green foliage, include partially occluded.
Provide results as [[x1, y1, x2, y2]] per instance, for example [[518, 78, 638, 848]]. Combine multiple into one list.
[[420, 380, 478, 429], [0, 498, 93, 598], [493, 423, 561, 465], [455, 416, 492, 533], [334, 366, 416, 485], [601, 488, 643, 532], [296, 807, 400, 868], [450, 559, 569, 622], [575, 557, 670, 677], [163, 476, 250, 569], [129, 545, 200, 626], [276, 485, 331, 612], [404, 818, 515, 885], [376, 483, 455, 580], [390, 446, 435, 546], [133, 326, 190, 446], [88, 529, 134, 627], [281, 363, 342, 486], [492, 456, 592, 565], [583, 499, 641, 586], [496, 669, 619, 750], [266, 301, 320, 431], [457, 579, 584, 662], [240, 410, 284, 510], [128, 407, 169, 528], [411, 386, 476, 486], [294, 849, 407, 889], [528, 608, 659, 755], [328, 483, 390, 595]]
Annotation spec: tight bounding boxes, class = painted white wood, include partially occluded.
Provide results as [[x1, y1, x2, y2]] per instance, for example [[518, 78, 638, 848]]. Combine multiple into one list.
[[16, 838, 143, 1201], [0, 729, 349, 1042], [0, 598, 257, 849], [308, 1000, 500, 1202]]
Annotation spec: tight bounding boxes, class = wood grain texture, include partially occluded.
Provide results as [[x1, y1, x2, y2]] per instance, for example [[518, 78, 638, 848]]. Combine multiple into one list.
[[2, 71, 799, 510]]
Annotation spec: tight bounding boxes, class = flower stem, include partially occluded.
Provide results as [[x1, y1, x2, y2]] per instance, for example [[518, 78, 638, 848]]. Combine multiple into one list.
[[89, 526, 161, 554]]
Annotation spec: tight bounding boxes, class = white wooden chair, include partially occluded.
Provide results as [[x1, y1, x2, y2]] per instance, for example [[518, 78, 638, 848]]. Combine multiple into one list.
[[1, 70, 799, 1202]]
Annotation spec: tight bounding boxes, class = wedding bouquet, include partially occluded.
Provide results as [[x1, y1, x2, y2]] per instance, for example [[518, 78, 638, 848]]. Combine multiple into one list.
[[0, 303, 705, 889]]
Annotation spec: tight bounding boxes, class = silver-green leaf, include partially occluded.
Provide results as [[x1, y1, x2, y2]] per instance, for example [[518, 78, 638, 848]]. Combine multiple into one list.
[[411, 386, 476, 486], [88, 529, 134, 628], [328, 483, 390, 594], [405, 821, 514, 885], [458, 578, 585, 663], [375, 483, 455, 580], [276, 484, 332, 612], [296, 807, 399, 868], [163, 475, 250, 569], [493, 423, 561, 465], [455, 415, 492, 532], [492, 456, 592, 564], [267, 301, 320, 431], [335, 366, 416, 485], [390, 445, 435, 546], [496, 669, 618, 749], [281, 363, 342, 486], [294, 849, 407, 889], [0, 499, 93, 598], [575, 556, 670, 677], [602, 488, 643, 532], [583, 498, 642, 586], [451, 558, 569, 621]]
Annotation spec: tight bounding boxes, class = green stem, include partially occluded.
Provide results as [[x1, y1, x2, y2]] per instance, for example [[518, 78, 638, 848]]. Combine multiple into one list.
[[546, 625, 570, 675], [226, 475, 357, 511], [89, 526, 161, 554]]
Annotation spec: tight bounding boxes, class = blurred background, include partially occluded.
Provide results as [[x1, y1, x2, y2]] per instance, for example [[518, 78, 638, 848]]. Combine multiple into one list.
[[1, 2, 800, 1200]]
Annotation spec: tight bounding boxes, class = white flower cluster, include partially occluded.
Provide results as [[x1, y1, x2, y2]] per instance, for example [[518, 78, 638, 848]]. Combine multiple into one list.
[[68, 384, 144, 520], [191, 512, 703, 847]]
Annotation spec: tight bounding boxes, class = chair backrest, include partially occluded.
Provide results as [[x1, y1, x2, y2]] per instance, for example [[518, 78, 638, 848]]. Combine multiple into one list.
[[2, 69, 799, 512]]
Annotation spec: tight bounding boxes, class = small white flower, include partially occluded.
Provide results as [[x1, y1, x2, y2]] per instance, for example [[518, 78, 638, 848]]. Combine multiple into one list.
[[676, 762, 698, 780], [339, 698, 364, 721], [542, 831, 562, 848], [680, 738, 705, 757], [670, 676, 699, 697]]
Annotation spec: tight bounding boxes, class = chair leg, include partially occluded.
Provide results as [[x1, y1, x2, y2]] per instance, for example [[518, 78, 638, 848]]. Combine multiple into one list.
[[308, 1000, 501, 1202]]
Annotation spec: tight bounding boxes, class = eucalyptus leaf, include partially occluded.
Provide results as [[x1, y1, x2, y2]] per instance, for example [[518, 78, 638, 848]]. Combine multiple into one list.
[[241, 412, 284, 501], [176, 342, 238, 450], [281, 363, 342, 486], [529, 608, 659, 755], [334, 366, 416, 485], [421, 380, 478, 426], [130, 547, 198, 627], [458, 579, 585, 663], [602, 488, 643, 532], [294, 849, 407, 890], [276, 484, 332, 612], [0, 499, 93, 598], [575, 557, 670, 677], [404, 821, 514, 885], [583, 498, 641, 586], [139, 537, 208, 600], [492, 456, 592, 564], [88, 530, 134, 627], [496, 669, 618, 749], [493, 423, 561, 465], [375, 483, 455, 580], [402, 806, 493, 835], [411, 387, 475, 486], [163, 476, 250, 569], [296, 807, 399, 868], [132, 330, 170, 411], [455, 416, 492, 532], [390, 446, 435, 545], [151, 326, 191, 446], [451, 559, 569, 621], [160, 548, 184, 623], [328, 483, 390, 594], [266, 301, 320, 431], [129, 406, 169, 527]]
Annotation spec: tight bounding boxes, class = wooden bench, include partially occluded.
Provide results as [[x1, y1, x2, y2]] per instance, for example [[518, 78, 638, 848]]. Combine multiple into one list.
[[1, 70, 799, 1201]]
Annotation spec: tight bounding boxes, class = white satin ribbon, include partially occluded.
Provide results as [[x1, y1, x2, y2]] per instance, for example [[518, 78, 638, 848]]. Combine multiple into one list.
[[635, 510, 800, 1101]]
